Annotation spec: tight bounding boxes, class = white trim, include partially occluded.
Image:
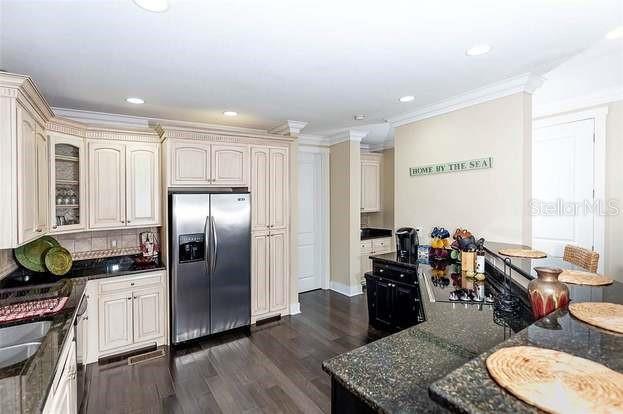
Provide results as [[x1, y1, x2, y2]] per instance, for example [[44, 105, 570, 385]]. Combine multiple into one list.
[[532, 106, 608, 273], [368, 138, 395, 152], [289, 302, 301, 315], [270, 120, 308, 136], [388, 73, 545, 128], [298, 134, 329, 147], [52, 107, 150, 128], [327, 129, 368, 146], [297, 146, 331, 291], [329, 281, 363, 297], [534, 87, 623, 118]]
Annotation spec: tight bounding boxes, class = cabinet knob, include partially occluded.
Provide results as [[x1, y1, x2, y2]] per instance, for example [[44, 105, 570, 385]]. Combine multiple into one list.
[[52, 225, 58, 229], [133, 296, 137, 299], [120, 220, 125, 223], [130, 282, 134, 286], [379, 269, 384, 273], [35, 228, 43, 233], [127, 297, 132, 301], [400, 274, 404, 278], [127, 220, 131, 223]]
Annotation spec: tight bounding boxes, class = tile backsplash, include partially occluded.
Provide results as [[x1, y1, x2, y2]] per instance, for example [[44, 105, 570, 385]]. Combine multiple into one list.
[[54, 227, 160, 260]]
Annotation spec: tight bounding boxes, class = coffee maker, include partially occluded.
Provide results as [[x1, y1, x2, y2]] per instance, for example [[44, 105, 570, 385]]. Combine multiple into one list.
[[395, 227, 419, 258]]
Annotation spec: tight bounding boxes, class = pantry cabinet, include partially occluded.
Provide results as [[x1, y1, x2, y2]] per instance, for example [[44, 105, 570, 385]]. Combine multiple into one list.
[[168, 140, 249, 187], [251, 231, 270, 316], [88, 141, 160, 229], [269, 230, 289, 312], [361, 155, 381, 213], [251, 146, 289, 231]]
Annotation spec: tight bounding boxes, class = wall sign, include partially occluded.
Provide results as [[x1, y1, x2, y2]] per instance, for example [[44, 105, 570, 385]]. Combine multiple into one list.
[[409, 157, 493, 176]]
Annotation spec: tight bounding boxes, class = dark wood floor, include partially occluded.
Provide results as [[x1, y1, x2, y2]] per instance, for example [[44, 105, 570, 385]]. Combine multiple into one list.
[[82, 289, 387, 413]]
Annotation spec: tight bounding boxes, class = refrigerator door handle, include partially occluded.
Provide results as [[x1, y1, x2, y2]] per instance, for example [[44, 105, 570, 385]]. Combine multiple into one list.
[[211, 216, 219, 274], [204, 215, 211, 275]]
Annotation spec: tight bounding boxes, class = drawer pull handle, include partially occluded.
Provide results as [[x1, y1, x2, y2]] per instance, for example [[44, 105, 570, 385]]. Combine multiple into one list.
[[127, 297, 132, 301]]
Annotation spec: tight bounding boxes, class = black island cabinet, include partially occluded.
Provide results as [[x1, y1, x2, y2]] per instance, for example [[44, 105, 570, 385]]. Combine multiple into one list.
[[365, 258, 425, 331]]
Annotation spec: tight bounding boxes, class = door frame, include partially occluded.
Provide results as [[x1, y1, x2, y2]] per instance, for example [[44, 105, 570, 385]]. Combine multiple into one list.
[[533, 106, 608, 272], [297, 145, 330, 291]]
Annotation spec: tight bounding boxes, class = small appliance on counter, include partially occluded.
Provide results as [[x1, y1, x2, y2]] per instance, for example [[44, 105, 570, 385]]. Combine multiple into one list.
[[395, 227, 419, 258]]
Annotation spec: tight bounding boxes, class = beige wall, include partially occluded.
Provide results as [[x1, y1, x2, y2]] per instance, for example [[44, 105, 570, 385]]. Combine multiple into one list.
[[605, 101, 623, 280], [394, 93, 533, 245], [330, 140, 361, 289]]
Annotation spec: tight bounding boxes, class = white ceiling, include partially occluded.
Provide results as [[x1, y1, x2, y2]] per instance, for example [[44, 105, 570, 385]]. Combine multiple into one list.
[[1, 0, 622, 142]]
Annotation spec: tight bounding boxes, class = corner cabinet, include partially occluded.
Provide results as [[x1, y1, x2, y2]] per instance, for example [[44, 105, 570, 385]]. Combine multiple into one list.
[[250, 145, 290, 323], [88, 141, 160, 229], [168, 140, 249, 187]]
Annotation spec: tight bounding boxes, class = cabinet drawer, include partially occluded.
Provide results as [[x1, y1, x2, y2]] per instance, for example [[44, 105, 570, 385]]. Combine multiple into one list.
[[372, 237, 393, 252], [99, 271, 164, 294], [373, 263, 417, 285], [360, 240, 373, 254]]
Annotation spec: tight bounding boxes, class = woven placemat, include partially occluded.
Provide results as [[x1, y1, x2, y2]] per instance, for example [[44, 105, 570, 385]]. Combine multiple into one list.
[[559, 270, 613, 286], [486, 346, 623, 413], [498, 248, 547, 259], [569, 302, 623, 334]]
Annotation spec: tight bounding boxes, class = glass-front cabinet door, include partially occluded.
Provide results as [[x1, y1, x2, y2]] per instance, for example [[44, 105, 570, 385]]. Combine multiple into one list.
[[49, 133, 86, 232]]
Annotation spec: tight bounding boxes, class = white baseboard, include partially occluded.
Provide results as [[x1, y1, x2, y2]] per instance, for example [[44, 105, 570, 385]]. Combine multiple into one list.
[[329, 281, 363, 297], [289, 302, 301, 315]]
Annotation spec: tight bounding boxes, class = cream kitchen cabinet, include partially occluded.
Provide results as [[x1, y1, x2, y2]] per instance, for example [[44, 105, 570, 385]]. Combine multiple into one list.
[[87, 271, 166, 362], [251, 146, 289, 231], [251, 229, 290, 321], [43, 331, 77, 414], [50, 133, 87, 233], [361, 155, 381, 213], [88, 141, 160, 229], [168, 140, 249, 187], [360, 236, 393, 278]]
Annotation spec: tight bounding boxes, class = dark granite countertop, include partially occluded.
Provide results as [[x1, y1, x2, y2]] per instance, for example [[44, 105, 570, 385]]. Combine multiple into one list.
[[430, 278, 623, 413], [370, 251, 420, 270], [0, 254, 165, 413], [322, 258, 533, 413]]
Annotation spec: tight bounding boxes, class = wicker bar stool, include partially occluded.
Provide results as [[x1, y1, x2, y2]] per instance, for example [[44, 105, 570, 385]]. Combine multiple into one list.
[[563, 245, 599, 273]]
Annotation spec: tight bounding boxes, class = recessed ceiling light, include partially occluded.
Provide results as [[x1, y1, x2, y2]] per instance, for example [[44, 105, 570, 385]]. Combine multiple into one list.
[[399, 96, 415, 103], [354, 114, 367, 121], [133, 0, 169, 12], [223, 111, 238, 117], [466, 44, 492, 56], [126, 97, 144, 104], [606, 26, 623, 40]]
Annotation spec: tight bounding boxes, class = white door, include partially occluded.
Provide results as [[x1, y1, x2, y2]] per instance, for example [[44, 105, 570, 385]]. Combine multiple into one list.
[[532, 119, 595, 258], [99, 291, 133, 352], [89, 142, 126, 229], [126, 143, 160, 226], [297, 152, 323, 292], [133, 287, 164, 343]]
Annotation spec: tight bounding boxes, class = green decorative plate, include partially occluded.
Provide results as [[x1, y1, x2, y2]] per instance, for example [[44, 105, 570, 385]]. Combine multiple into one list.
[[44, 246, 73, 276], [14, 236, 60, 272]]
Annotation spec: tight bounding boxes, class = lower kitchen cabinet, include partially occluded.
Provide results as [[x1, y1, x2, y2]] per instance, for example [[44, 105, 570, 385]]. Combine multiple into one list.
[[360, 237, 393, 278], [85, 271, 167, 363], [365, 273, 424, 331], [251, 230, 289, 323], [43, 333, 77, 414]]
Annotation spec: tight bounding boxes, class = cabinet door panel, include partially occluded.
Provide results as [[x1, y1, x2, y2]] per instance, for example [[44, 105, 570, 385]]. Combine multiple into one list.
[[126, 143, 160, 226], [89, 142, 126, 229], [251, 231, 270, 316], [17, 105, 38, 244], [35, 125, 49, 234], [361, 161, 381, 212], [50, 134, 86, 233], [393, 284, 420, 329], [372, 279, 393, 329], [269, 148, 289, 230], [211, 144, 249, 186], [251, 147, 270, 231], [170, 142, 211, 185], [269, 230, 288, 312], [133, 287, 164, 343], [99, 291, 133, 352]]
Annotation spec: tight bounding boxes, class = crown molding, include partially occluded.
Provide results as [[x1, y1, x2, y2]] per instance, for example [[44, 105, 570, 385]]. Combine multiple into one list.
[[388, 73, 545, 128], [270, 120, 308, 137], [327, 129, 368, 146], [533, 86, 623, 118], [0, 72, 54, 123], [297, 134, 329, 147], [52, 107, 150, 128], [368, 138, 394, 152], [156, 123, 295, 143], [46, 115, 160, 143]]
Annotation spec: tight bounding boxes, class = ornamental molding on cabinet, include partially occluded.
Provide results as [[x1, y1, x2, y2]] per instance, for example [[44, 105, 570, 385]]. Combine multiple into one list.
[[410, 157, 493, 176]]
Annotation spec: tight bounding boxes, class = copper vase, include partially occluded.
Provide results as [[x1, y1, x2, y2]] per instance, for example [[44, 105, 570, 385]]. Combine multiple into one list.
[[528, 267, 569, 319]]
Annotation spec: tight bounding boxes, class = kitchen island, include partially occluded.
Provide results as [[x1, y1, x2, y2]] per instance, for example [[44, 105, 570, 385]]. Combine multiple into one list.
[[323, 244, 623, 413]]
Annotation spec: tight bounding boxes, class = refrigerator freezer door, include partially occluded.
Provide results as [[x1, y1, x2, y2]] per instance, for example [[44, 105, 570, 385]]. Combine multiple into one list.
[[209, 193, 251, 334], [170, 193, 212, 344]]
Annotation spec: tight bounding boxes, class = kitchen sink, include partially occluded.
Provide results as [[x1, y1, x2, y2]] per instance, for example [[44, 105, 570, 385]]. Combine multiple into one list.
[[0, 321, 51, 368], [0, 321, 51, 348], [0, 342, 42, 369]]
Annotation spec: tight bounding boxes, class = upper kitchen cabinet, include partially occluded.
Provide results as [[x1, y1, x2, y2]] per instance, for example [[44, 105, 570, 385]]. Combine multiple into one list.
[[49, 132, 87, 233], [88, 140, 161, 229], [0, 73, 55, 248], [361, 153, 382, 213], [166, 138, 249, 187], [251, 146, 289, 231]]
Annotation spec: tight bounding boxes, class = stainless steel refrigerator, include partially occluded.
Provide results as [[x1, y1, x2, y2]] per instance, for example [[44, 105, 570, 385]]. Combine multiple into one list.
[[169, 191, 251, 344]]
